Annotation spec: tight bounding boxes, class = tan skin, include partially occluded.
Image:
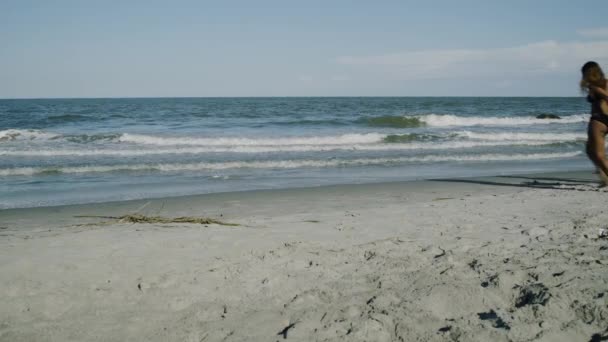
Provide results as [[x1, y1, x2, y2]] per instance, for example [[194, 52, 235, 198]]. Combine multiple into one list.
[[586, 84, 608, 184], [591, 85, 608, 113]]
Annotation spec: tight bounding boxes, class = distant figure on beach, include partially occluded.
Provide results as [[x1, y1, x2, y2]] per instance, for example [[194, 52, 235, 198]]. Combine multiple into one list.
[[581, 61, 608, 186]]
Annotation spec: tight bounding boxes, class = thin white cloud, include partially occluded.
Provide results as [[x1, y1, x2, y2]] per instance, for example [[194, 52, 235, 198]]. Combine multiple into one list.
[[336, 40, 608, 80], [578, 27, 608, 39]]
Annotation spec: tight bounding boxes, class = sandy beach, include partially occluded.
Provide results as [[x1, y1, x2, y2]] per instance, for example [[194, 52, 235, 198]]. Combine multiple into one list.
[[1, 171, 607, 341]]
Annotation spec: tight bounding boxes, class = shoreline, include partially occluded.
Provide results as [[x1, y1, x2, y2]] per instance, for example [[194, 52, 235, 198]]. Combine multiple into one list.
[[0, 168, 594, 225], [1, 169, 607, 341], [0, 163, 592, 212]]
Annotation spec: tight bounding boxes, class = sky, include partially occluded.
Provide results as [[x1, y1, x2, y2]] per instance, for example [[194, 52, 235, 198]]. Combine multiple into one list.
[[1, 0, 608, 98]]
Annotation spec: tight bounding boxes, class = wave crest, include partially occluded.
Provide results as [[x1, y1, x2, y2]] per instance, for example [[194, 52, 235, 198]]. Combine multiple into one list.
[[0, 140, 578, 157], [0, 129, 59, 142], [118, 133, 386, 146], [418, 114, 587, 127], [455, 131, 586, 141], [362, 116, 424, 128]]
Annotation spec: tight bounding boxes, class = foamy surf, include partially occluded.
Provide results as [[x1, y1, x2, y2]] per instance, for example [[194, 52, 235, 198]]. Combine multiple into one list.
[[118, 132, 387, 146], [0, 152, 582, 176], [417, 114, 588, 127], [0, 140, 579, 157], [454, 131, 587, 141], [0, 129, 60, 141], [0, 97, 594, 208]]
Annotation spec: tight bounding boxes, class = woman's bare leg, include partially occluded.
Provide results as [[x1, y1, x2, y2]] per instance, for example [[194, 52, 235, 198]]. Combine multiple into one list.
[[599, 170, 608, 186], [587, 120, 608, 185]]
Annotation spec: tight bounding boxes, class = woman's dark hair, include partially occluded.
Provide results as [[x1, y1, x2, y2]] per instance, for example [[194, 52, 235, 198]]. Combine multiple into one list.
[[581, 61, 606, 93]]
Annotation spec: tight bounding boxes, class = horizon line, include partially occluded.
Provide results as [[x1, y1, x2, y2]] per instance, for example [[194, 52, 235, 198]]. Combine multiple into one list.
[[0, 95, 584, 100]]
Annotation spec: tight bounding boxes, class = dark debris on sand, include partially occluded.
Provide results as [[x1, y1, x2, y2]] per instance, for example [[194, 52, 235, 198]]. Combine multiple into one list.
[[477, 310, 511, 330], [74, 214, 239, 226], [514, 283, 551, 308]]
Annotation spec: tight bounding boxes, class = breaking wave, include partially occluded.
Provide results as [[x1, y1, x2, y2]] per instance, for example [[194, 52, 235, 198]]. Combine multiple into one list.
[[0, 129, 60, 141], [362, 114, 588, 128]]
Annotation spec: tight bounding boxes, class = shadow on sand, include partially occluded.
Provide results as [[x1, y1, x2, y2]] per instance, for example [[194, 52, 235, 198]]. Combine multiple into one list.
[[435, 175, 603, 191]]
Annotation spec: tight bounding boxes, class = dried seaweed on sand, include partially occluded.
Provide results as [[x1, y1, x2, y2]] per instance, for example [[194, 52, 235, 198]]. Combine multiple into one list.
[[74, 214, 239, 226]]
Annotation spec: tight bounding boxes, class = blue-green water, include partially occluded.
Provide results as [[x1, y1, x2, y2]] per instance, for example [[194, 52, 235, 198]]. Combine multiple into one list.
[[0, 97, 593, 209]]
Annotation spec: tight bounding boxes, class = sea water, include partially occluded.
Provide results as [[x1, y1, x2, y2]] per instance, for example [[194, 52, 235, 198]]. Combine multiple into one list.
[[0, 97, 593, 209]]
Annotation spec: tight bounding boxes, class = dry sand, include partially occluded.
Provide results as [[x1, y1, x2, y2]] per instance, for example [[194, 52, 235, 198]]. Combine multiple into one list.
[[1, 171, 607, 341]]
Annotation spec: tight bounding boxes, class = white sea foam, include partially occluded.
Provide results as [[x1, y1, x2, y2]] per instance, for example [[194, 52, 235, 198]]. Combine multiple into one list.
[[118, 133, 387, 146], [417, 114, 588, 127], [0, 140, 573, 157], [0, 119, 588, 149], [0, 152, 582, 176], [455, 131, 586, 141], [0, 129, 59, 141]]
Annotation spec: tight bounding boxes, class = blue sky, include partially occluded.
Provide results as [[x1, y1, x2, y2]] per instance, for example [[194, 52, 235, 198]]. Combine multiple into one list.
[[1, 0, 608, 98]]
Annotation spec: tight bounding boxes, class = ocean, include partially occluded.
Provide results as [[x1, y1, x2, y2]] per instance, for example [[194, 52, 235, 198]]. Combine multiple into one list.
[[0, 97, 593, 209]]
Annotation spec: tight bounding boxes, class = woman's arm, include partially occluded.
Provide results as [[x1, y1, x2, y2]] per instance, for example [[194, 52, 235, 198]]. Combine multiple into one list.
[[592, 86, 608, 99], [592, 85, 608, 115]]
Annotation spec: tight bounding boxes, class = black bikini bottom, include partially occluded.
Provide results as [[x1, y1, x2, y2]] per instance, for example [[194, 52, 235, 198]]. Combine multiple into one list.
[[590, 114, 608, 127]]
